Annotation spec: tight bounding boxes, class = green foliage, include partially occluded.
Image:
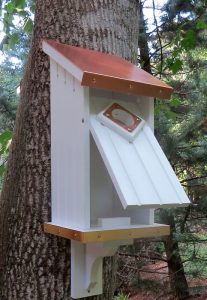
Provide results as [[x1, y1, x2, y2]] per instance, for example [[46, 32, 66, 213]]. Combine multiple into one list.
[[196, 19, 207, 30], [8, 32, 19, 49], [0, 46, 22, 185], [113, 294, 129, 300], [180, 234, 207, 278], [1, 0, 34, 51], [150, 0, 207, 76], [23, 17, 33, 33], [0, 64, 21, 130], [167, 58, 183, 74], [150, 0, 207, 292], [180, 30, 196, 50], [0, 130, 13, 155], [0, 130, 12, 182], [154, 241, 165, 256]]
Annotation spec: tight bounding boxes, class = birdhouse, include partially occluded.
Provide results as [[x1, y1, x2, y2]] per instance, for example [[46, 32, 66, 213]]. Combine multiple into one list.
[[42, 39, 190, 299]]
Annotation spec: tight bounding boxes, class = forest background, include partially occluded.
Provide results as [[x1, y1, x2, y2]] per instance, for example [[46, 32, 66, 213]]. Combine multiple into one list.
[[0, 0, 207, 299]]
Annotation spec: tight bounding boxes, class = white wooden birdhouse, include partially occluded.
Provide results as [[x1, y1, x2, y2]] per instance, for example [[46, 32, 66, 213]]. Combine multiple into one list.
[[42, 39, 190, 299]]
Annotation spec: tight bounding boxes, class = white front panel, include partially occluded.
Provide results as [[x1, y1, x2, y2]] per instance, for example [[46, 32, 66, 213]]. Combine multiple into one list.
[[50, 59, 90, 228], [89, 93, 155, 225]]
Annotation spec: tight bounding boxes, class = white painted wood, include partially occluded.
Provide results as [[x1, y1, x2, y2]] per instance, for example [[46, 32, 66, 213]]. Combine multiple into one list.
[[127, 208, 155, 225], [90, 136, 115, 226], [134, 126, 187, 205], [48, 221, 170, 232], [85, 245, 107, 293], [136, 96, 154, 223], [89, 90, 153, 129], [142, 125, 190, 203], [50, 59, 90, 228], [91, 116, 138, 208], [137, 96, 154, 131], [71, 239, 133, 299], [98, 217, 131, 228], [90, 135, 153, 225], [43, 41, 82, 81], [90, 102, 190, 208], [71, 241, 102, 299]]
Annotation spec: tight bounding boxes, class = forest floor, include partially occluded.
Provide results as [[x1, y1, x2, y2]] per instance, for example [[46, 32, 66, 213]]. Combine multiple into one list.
[[126, 261, 207, 300]]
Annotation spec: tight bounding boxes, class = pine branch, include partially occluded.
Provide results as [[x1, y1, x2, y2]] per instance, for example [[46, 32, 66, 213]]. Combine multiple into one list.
[[152, 0, 163, 78], [118, 252, 168, 262], [180, 175, 207, 183]]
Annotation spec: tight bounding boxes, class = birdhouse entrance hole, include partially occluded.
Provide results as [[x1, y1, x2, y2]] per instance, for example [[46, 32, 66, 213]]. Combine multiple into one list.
[[97, 102, 145, 142], [103, 103, 141, 132]]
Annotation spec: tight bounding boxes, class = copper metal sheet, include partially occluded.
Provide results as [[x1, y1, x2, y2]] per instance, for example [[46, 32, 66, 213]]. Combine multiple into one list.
[[43, 39, 173, 99]]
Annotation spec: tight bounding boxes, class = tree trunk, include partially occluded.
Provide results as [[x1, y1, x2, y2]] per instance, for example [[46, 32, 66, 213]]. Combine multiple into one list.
[[0, 1, 139, 299], [161, 212, 189, 300], [138, 1, 152, 74]]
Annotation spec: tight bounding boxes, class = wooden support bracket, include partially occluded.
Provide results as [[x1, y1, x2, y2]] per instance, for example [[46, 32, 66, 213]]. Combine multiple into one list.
[[71, 239, 133, 298]]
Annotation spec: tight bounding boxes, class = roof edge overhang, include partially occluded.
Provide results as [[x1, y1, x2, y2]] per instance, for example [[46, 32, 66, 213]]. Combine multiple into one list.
[[42, 39, 173, 100], [82, 72, 173, 99], [125, 203, 190, 209]]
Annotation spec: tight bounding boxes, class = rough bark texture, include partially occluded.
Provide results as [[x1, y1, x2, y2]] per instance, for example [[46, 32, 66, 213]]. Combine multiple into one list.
[[162, 213, 189, 300], [0, 1, 139, 299]]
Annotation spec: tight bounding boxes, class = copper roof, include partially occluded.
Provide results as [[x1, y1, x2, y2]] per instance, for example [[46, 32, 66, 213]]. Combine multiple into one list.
[[43, 39, 173, 99]]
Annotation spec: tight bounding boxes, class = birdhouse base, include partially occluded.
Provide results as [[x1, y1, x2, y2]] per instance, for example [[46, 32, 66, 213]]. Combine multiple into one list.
[[44, 222, 170, 242], [44, 221, 169, 299]]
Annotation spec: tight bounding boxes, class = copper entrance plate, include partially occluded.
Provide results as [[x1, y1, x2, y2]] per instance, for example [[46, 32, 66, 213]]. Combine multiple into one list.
[[103, 103, 142, 132]]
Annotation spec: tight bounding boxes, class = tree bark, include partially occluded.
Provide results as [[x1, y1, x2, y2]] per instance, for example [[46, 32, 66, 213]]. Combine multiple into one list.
[[0, 1, 139, 299]]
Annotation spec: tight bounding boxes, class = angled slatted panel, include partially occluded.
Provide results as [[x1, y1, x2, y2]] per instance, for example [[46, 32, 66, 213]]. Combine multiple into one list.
[[90, 116, 190, 209]]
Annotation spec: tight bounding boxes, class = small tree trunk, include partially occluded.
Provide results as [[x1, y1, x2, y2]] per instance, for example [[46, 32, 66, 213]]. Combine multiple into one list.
[[138, 1, 152, 74], [163, 213, 189, 300], [0, 1, 139, 299]]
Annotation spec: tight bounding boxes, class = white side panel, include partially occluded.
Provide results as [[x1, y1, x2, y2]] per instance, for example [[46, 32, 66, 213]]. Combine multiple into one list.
[[90, 107, 190, 208], [50, 59, 90, 228], [90, 136, 115, 225], [137, 96, 154, 131]]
